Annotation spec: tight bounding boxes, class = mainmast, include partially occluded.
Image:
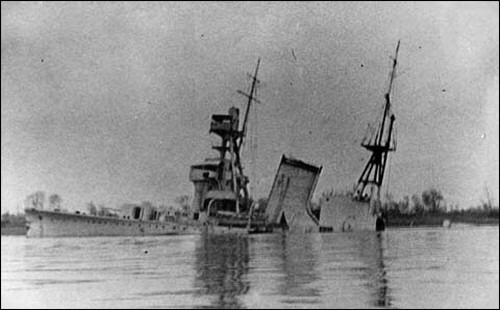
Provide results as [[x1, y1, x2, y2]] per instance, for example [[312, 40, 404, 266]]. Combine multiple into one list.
[[355, 41, 399, 202]]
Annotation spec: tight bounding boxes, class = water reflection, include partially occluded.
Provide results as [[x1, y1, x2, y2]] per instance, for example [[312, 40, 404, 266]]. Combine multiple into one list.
[[193, 231, 390, 308], [372, 233, 390, 307], [194, 233, 250, 309], [314, 231, 392, 308], [356, 232, 392, 307], [276, 233, 321, 304], [2, 227, 498, 308]]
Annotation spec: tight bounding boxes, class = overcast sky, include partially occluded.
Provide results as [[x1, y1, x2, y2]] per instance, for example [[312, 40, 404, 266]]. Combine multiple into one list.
[[1, 2, 498, 213]]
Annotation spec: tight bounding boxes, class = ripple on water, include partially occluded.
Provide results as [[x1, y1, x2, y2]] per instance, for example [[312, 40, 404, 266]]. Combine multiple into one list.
[[1, 227, 498, 309]]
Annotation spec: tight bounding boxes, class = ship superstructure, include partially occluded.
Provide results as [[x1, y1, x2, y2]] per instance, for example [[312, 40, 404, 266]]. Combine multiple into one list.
[[189, 59, 271, 233]]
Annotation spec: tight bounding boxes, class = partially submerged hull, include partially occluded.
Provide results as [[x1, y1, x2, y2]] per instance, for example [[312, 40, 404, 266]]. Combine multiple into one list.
[[318, 195, 381, 232], [23, 49, 398, 237], [265, 155, 322, 233], [264, 155, 382, 233], [25, 208, 201, 238], [24, 208, 270, 238]]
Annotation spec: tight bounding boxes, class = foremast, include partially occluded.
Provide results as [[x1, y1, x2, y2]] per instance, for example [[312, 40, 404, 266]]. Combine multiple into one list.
[[208, 59, 261, 214], [355, 41, 400, 203]]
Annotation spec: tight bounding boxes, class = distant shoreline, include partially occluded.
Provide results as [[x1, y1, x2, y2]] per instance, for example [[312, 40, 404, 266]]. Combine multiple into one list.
[[387, 222, 499, 229], [1, 214, 26, 236], [385, 214, 499, 228], [1, 226, 26, 236]]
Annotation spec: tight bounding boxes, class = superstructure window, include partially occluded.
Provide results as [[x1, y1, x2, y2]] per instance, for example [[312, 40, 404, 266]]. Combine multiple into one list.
[[132, 207, 141, 220], [150, 210, 158, 221]]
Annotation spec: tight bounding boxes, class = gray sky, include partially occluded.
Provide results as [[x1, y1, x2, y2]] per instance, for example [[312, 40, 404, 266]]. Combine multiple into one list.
[[2, 2, 499, 213]]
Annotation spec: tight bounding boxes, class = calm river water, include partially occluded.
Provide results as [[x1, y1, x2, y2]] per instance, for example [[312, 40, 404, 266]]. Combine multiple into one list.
[[1, 226, 499, 309]]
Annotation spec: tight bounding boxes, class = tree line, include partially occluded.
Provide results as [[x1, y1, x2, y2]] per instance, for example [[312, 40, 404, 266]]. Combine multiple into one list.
[[379, 188, 499, 226], [4, 188, 499, 227]]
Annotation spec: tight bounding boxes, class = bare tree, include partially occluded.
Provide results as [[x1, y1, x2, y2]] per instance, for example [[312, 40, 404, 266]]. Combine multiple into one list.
[[411, 194, 424, 215], [422, 188, 444, 213], [482, 186, 494, 210], [400, 195, 410, 214], [87, 201, 97, 216]]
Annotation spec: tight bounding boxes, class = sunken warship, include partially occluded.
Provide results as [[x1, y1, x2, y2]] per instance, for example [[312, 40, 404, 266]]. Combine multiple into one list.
[[25, 41, 400, 237]]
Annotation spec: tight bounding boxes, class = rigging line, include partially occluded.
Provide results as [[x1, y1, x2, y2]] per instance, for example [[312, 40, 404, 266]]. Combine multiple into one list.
[[250, 109, 254, 198], [240, 81, 253, 151], [251, 88, 259, 198], [385, 78, 396, 199], [251, 97, 255, 189], [385, 150, 392, 199], [247, 88, 254, 197]]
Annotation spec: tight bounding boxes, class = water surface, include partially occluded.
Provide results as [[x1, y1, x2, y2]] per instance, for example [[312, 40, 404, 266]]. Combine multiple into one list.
[[1, 226, 498, 308]]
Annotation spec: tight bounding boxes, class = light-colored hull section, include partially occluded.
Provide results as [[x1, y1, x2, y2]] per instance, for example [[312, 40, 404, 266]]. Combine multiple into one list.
[[25, 209, 201, 238], [319, 195, 378, 232], [265, 155, 322, 233]]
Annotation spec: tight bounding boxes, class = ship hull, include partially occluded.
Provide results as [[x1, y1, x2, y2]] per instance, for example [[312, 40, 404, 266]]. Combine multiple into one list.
[[24, 208, 271, 238], [318, 195, 382, 232], [25, 208, 201, 238]]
